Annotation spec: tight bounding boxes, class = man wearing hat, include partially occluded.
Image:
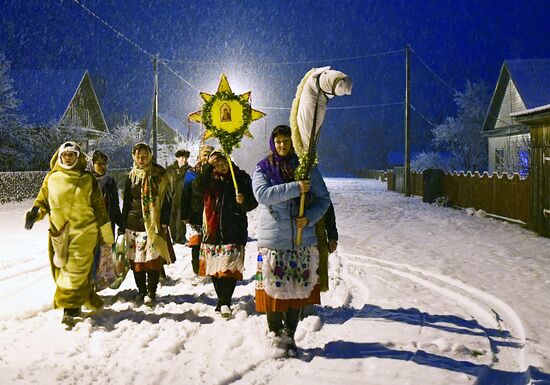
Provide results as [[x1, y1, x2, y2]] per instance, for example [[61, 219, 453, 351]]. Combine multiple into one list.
[[166, 149, 191, 244]]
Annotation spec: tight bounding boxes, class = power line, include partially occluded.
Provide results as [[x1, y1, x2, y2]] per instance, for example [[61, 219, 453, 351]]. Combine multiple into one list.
[[255, 102, 403, 111], [413, 51, 516, 129], [328, 102, 403, 110], [162, 49, 405, 66], [70, 0, 156, 60], [410, 104, 436, 127], [160, 61, 201, 92], [413, 52, 459, 94], [69, 0, 202, 92]]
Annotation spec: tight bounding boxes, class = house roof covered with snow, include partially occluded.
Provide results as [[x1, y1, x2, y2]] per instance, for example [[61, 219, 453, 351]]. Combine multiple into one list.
[[505, 59, 550, 109], [482, 59, 550, 135], [11, 69, 86, 126]]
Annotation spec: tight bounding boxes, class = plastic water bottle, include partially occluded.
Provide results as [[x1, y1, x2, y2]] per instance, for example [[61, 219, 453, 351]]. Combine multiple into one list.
[[255, 253, 263, 281]]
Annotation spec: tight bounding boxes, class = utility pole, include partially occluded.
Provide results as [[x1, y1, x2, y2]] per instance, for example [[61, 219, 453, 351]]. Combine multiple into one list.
[[152, 54, 159, 159], [404, 44, 411, 197]]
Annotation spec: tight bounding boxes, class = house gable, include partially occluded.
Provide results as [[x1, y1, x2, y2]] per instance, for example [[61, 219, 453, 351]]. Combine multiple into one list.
[[11, 69, 108, 134], [59, 71, 108, 134], [482, 64, 526, 136], [482, 59, 550, 137], [12, 69, 83, 127]]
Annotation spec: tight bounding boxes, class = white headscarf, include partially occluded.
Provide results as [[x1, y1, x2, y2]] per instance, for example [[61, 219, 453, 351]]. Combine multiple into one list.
[[57, 141, 81, 170]]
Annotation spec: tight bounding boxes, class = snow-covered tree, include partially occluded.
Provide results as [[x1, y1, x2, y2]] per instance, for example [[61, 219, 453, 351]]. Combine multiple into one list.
[[95, 115, 146, 168], [430, 81, 491, 172], [0, 52, 29, 171], [26, 121, 89, 170], [411, 151, 451, 172]]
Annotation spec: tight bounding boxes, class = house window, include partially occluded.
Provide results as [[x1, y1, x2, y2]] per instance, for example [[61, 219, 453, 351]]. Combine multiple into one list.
[[67, 106, 91, 128], [495, 148, 505, 170], [518, 148, 529, 177]]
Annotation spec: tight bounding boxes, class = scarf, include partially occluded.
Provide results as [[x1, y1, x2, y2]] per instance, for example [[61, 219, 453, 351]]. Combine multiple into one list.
[[128, 154, 171, 263], [202, 168, 232, 241], [256, 135, 298, 186]]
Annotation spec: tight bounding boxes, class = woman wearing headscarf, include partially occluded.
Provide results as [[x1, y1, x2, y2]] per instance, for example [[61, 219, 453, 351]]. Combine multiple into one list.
[[252, 125, 330, 356], [24, 141, 114, 327], [119, 142, 172, 303], [193, 149, 257, 317]]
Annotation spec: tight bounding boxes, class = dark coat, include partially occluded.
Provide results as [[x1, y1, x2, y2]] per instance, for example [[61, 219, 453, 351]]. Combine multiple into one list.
[[119, 163, 171, 234], [166, 161, 191, 243], [95, 174, 122, 236], [193, 163, 257, 245], [181, 163, 204, 227]]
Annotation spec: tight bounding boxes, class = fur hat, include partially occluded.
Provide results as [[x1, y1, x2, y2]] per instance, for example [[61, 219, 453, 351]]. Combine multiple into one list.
[[175, 149, 190, 158]]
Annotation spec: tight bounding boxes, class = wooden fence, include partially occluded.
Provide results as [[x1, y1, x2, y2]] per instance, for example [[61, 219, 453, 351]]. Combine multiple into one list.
[[385, 169, 531, 224]]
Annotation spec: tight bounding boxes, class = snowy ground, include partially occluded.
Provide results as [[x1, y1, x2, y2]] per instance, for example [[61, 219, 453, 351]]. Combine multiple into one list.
[[1, 178, 549, 385]]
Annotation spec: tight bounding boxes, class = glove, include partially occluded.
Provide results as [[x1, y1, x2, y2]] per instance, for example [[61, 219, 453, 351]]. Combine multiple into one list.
[[100, 222, 114, 245], [24, 207, 39, 230]]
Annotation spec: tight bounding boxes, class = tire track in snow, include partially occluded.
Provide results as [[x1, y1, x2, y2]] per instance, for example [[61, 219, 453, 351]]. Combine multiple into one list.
[[344, 252, 526, 378]]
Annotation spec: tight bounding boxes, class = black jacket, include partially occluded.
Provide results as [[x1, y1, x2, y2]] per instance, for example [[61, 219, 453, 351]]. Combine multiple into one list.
[[95, 174, 122, 235], [193, 163, 257, 245], [119, 164, 171, 234]]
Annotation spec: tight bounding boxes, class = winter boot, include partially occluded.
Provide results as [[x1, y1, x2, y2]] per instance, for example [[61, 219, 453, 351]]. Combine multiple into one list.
[[61, 307, 81, 328], [146, 270, 160, 301], [191, 246, 200, 275], [133, 271, 147, 302], [266, 311, 284, 337]]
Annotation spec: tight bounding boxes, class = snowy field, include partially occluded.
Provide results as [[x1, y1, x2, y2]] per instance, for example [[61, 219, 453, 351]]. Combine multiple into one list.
[[1, 178, 549, 385]]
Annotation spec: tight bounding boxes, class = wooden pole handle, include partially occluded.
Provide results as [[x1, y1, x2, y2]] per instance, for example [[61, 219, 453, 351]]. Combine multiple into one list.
[[296, 192, 306, 245], [226, 154, 239, 195]]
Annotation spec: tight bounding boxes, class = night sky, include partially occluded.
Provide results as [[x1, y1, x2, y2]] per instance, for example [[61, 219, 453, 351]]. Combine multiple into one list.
[[2, 0, 550, 173]]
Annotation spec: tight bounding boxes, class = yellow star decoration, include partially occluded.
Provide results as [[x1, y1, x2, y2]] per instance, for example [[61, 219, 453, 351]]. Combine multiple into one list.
[[188, 74, 266, 153]]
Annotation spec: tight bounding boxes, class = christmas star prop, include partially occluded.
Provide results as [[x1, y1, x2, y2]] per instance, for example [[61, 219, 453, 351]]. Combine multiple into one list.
[[188, 74, 266, 155]]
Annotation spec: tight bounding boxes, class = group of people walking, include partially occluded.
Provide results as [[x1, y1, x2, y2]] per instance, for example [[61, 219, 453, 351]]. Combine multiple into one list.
[[24, 124, 338, 356]]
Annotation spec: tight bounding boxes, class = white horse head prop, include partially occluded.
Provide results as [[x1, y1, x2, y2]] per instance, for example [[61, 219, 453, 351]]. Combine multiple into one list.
[[290, 66, 352, 156]]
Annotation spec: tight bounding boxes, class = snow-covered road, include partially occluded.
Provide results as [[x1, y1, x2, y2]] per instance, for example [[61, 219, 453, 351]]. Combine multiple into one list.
[[1, 178, 549, 385]]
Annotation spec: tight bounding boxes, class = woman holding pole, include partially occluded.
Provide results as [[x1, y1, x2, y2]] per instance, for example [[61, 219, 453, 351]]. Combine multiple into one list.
[[252, 124, 330, 357]]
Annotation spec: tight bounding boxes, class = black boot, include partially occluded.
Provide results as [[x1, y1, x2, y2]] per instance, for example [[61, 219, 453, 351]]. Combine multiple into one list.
[[147, 270, 160, 301], [283, 307, 302, 357], [133, 271, 147, 301], [211, 276, 222, 312], [283, 307, 302, 339], [266, 311, 284, 336], [191, 245, 200, 275]]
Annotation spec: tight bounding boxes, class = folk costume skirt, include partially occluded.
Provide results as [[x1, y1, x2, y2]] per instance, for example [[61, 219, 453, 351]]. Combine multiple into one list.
[[125, 229, 163, 272], [255, 245, 321, 313], [199, 243, 245, 280]]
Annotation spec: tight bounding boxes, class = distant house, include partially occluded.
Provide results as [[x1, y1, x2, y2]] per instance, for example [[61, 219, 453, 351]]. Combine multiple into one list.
[[481, 59, 550, 173], [146, 113, 191, 145], [11, 69, 108, 151]]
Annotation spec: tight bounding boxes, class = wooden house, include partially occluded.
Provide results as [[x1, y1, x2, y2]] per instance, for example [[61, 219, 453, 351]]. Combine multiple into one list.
[[512, 104, 550, 235], [481, 59, 550, 174], [11, 69, 108, 152]]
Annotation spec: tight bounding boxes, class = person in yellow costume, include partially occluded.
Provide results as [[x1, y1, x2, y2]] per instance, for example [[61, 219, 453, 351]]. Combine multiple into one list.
[[24, 141, 114, 327]]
